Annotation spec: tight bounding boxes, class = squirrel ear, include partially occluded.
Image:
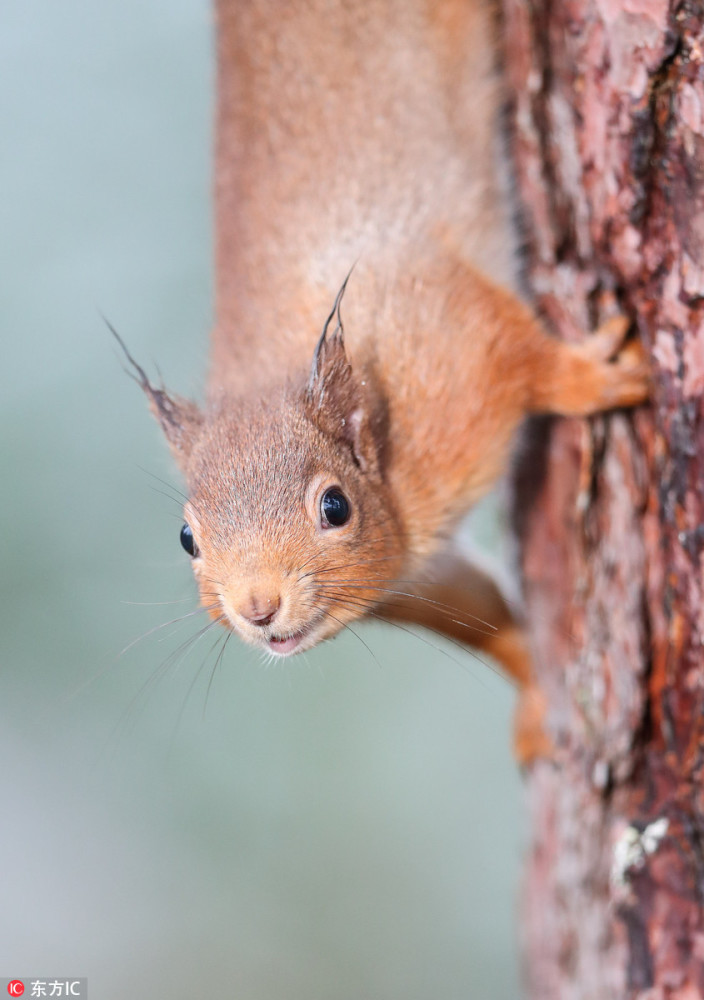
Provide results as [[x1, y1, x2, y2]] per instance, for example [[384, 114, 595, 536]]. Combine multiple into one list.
[[305, 278, 378, 474], [107, 319, 203, 466], [143, 386, 203, 465]]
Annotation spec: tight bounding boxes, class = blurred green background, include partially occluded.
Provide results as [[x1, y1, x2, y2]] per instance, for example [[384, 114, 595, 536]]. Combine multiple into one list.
[[1, 1, 524, 996]]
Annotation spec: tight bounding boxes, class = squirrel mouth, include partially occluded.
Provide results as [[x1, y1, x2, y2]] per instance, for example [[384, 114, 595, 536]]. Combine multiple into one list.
[[266, 625, 312, 656]]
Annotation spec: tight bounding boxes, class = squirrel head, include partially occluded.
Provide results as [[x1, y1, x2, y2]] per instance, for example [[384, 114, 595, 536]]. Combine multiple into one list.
[[114, 294, 405, 657]]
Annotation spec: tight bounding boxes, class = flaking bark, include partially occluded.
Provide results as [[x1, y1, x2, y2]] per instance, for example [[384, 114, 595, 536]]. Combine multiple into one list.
[[502, 0, 704, 996]]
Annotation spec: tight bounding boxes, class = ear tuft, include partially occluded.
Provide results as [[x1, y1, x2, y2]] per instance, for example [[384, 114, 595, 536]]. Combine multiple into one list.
[[106, 316, 203, 466], [307, 268, 353, 396]]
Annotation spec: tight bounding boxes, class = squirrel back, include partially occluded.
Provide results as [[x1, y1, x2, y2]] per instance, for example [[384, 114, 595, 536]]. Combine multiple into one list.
[[211, 0, 514, 395]]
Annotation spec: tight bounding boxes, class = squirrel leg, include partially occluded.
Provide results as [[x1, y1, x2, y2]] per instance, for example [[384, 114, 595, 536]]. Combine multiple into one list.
[[377, 549, 552, 766], [531, 316, 651, 417]]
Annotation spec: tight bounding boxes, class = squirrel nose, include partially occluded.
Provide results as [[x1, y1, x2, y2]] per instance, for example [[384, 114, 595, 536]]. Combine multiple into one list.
[[240, 594, 281, 627]]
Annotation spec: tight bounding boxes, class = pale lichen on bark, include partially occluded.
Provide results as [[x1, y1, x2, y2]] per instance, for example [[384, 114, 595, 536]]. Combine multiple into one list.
[[502, 0, 704, 995]]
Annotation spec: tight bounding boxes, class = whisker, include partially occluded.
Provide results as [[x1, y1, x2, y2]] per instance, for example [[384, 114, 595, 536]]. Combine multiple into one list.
[[203, 631, 233, 720], [120, 597, 195, 606], [324, 569, 578, 647], [145, 484, 188, 512], [295, 549, 326, 575], [316, 585, 498, 638], [362, 608, 499, 690], [137, 466, 190, 504], [117, 604, 221, 658], [321, 609, 383, 669], [168, 621, 232, 753], [54, 603, 218, 714], [318, 594, 503, 687], [317, 582, 498, 631], [108, 615, 226, 751], [137, 466, 206, 521], [300, 553, 401, 580]]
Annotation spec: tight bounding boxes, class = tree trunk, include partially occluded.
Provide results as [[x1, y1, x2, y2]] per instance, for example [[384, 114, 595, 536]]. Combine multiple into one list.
[[501, 0, 704, 996]]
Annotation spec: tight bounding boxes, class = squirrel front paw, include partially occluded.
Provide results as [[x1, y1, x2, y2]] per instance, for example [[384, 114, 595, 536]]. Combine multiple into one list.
[[532, 314, 652, 417]]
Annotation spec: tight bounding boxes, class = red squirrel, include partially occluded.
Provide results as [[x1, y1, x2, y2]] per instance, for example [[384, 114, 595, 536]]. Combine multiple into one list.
[[120, 0, 649, 759]]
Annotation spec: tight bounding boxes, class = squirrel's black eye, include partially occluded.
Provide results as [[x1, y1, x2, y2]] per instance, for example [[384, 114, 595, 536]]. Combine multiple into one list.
[[320, 487, 350, 528], [180, 522, 199, 557]]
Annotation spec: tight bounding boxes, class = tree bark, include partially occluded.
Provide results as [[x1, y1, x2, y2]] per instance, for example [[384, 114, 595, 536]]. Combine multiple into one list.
[[502, 0, 704, 996]]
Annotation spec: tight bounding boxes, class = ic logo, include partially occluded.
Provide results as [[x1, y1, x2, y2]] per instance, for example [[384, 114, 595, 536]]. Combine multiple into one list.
[[7, 984, 24, 997]]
